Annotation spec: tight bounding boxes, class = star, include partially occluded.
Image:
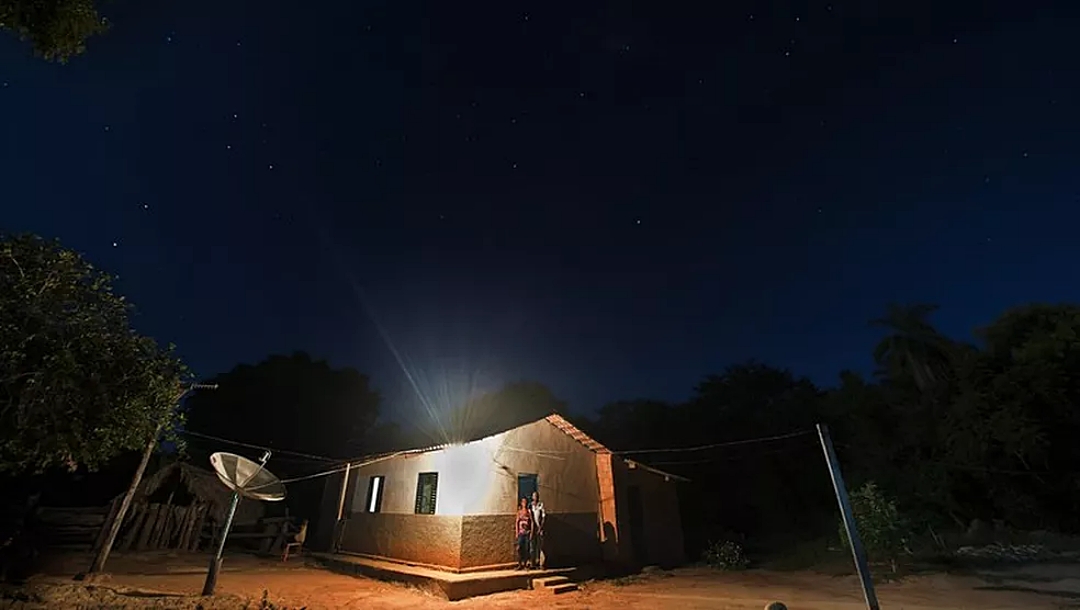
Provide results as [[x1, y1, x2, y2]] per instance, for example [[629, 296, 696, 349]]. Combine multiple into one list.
[[232, 113, 238, 119], [2, 82, 8, 88], [511, 162, 518, 169], [269, 164, 274, 170], [952, 38, 958, 43], [817, 208, 823, 213], [142, 203, 149, 210], [166, 36, 173, 43], [111, 241, 118, 247], [236, 41, 242, 47], [635, 219, 642, 225], [523, 13, 529, 21], [1022, 151, 1029, 158], [795, 16, 801, 22], [103, 125, 110, 132], [748, 14, 754, 20], [226, 144, 232, 150]]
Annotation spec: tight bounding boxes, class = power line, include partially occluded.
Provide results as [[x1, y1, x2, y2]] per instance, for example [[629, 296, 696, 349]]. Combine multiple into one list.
[[613, 429, 814, 455], [180, 429, 344, 464], [648, 443, 811, 466]]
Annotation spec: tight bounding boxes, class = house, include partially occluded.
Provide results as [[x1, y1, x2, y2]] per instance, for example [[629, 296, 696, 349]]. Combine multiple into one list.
[[319, 414, 686, 572]]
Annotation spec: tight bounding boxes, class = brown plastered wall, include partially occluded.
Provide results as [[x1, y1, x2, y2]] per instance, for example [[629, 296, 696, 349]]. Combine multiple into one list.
[[484, 418, 601, 514], [617, 461, 687, 568], [595, 452, 621, 562], [339, 513, 464, 569], [459, 512, 603, 569]]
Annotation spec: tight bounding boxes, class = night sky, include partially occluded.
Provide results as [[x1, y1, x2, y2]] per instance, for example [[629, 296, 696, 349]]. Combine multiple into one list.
[[4, 2, 1080, 422]]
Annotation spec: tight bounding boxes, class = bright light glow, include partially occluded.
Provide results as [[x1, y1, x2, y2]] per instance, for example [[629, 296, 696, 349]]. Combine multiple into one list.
[[432, 435, 504, 515], [368, 476, 383, 512]]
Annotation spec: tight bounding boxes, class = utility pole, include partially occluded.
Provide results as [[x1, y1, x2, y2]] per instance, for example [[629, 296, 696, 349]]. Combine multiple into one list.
[[83, 382, 218, 579], [816, 423, 880, 610]]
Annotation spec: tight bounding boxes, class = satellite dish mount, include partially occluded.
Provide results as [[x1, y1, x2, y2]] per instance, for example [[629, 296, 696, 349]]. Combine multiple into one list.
[[201, 449, 286, 596]]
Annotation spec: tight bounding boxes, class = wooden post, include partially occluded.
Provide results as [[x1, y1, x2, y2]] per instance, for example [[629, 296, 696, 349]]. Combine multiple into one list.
[[177, 504, 196, 550], [85, 382, 217, 576], [92, 498, 120, 554], [189, 504, 208, 551], [816, 424, 880, 610], [137, 504, 160, 550], [86, 431, 157, 576], [119, 504, 146, 551]]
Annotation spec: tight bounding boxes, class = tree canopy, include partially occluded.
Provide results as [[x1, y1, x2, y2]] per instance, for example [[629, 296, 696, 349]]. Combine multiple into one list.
[[0, 233, 189, 474], [0, 0, 108, 62], [578, 302, 1080, 557], [431, 380, 568, 444], [182, 351, 382, 461]]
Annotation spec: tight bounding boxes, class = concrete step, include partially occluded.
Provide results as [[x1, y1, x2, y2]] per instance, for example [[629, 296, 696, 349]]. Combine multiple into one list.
[[532, 575, 569, 588], [532, 575, 578, 594], [549, 582, 578, 595]]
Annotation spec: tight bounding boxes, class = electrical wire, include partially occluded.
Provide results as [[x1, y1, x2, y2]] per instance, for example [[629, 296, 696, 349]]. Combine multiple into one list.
[[647, 442, 812, 466], [612, 429, 814, 455], [180, 429, 345, 464]]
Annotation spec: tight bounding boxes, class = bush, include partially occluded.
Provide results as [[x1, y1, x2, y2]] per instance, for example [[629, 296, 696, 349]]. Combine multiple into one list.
[[840, 482, 912, 572], [703, 539, 750, 570]]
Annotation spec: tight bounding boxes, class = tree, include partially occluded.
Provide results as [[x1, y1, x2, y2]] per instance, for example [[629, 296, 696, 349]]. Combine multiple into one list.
[[943, 304, 1080, 529], [0, 0, 109, 63], [0, 233, 190, 474], [871, 303, 957, 392], [431, 381, 568, 444], [588, 399, 675, 451], [182, 352, 382, 461]]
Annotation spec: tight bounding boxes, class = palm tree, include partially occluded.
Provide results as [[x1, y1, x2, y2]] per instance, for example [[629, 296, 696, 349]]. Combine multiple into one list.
[[871, 303, 956, 392]]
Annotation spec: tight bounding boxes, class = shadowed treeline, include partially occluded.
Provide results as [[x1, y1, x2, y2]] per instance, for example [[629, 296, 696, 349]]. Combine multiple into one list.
[[10, 300, 1080, 567]]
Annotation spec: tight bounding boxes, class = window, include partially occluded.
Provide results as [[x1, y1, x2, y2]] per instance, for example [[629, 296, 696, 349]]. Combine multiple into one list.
[[365, 475, 385, 513], [414, 472, 439, 514]]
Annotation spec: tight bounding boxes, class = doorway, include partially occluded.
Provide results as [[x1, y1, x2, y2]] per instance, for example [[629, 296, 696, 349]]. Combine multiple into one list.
[[627, 486, 647, 564], [517, 474, 538, 505]]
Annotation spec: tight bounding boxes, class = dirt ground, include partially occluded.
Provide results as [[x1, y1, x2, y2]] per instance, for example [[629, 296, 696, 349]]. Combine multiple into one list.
[[4, 551, 1080, 609]]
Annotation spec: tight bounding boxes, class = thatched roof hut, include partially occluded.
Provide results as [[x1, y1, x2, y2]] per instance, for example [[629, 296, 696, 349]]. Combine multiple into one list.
[[121, 461, 264, 526]]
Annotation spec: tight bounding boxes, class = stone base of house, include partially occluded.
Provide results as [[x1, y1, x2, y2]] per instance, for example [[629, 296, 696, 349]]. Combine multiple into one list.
[[310, 552, 578, 600], [338, 512, 603, 570]]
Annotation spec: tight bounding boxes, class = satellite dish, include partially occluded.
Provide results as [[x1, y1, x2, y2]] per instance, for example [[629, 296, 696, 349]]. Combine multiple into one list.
[[210, 452, 287, 502]]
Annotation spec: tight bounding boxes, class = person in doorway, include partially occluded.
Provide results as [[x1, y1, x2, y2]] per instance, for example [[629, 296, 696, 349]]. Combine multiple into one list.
[[515, 497, 532, 570], [529, 491, 546, 569]]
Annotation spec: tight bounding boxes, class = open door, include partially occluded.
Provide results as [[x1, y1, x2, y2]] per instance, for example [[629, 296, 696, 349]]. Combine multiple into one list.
[[517, 474, 538, 504]]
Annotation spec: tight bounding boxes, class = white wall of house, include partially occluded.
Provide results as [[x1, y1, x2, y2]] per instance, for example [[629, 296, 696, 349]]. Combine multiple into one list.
[[347, 418, 600, 517]]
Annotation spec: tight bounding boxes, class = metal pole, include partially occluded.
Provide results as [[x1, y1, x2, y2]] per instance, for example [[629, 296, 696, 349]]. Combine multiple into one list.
[[816, 424, 880, 610], [202, 449, 270, 596], [201, 491, 240, 596], [333, 463, 352, 552], [336, 463, 352, 521]]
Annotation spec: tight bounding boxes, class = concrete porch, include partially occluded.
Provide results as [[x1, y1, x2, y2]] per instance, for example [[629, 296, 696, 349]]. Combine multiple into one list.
[[310, 552, 577, 600]]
